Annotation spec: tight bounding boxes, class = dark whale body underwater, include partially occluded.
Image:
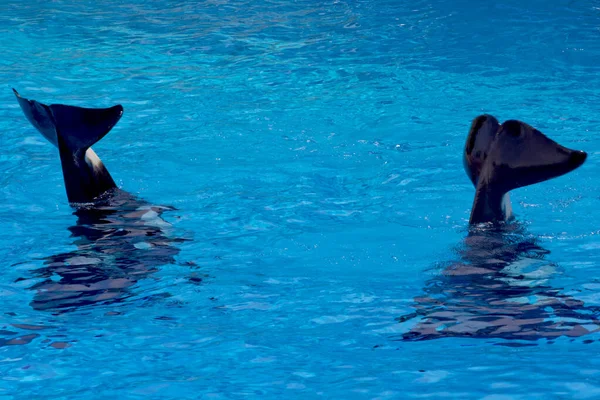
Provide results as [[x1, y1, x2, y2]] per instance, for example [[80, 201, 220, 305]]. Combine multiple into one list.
[[399, 223, 600, 343], [13, 90, 188, 312]]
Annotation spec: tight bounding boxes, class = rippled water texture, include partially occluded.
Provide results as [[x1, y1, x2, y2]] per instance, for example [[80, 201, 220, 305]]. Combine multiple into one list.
[[1, 0, 600, 398]]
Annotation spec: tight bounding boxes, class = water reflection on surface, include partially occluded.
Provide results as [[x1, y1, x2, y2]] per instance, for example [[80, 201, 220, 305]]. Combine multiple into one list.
[[399, 223, 600, 345]]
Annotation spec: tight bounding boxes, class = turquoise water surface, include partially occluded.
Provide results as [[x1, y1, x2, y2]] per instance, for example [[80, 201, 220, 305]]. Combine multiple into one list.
[[1, 0, 600, 398]]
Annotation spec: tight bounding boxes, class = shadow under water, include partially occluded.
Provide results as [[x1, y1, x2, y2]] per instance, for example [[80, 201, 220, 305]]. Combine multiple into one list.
[[21, 189, 188, 313], [399, 223, 600, 345]]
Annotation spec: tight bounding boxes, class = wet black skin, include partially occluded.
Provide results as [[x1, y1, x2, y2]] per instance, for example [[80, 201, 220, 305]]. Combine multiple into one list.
[[464, 114, 587, 224], [13, 88, 122, 204]]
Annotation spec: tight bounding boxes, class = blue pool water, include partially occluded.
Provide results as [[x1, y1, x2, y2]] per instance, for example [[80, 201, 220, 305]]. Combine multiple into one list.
[[1, 0, 600, 398]]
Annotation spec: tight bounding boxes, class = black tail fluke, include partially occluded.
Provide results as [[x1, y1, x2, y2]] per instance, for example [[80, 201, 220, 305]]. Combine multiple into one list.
[[13, 89, 123, 154], [48, 103, 123, 154]]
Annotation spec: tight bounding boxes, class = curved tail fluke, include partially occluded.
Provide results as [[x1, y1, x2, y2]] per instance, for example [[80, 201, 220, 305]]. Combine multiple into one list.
[[13, 89, 123, 154]]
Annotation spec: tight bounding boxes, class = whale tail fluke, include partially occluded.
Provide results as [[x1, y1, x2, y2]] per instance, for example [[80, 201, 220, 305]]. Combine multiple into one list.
[[12, 88, 123, 155]]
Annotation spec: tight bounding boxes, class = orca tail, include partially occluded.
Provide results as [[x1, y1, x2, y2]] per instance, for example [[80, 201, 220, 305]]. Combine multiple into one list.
[[13, 89, 122, 204], [13, 88, 123, 154]]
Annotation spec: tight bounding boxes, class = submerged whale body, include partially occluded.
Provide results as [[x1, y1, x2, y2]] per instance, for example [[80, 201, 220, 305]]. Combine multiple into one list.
[[13, 90, 189, 312], [398, 223, 600, 343], [25, 190, 187, 312], [464, 115, 587, 224]]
